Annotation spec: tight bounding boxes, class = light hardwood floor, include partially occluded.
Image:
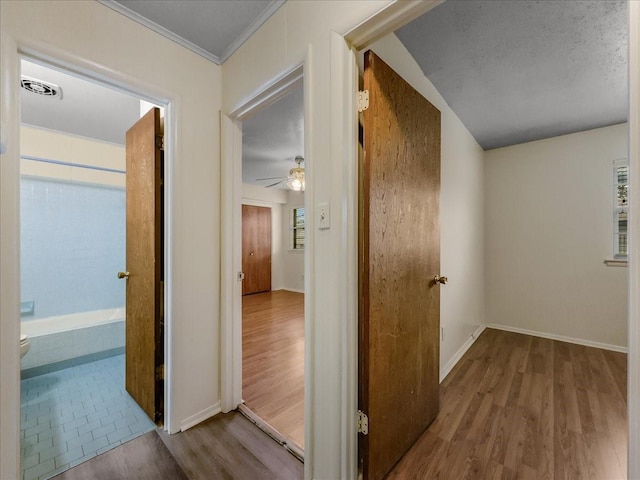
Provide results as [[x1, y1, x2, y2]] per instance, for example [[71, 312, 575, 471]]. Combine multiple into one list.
[[387, 328, 628, 480], [242, 290, 305, 449]]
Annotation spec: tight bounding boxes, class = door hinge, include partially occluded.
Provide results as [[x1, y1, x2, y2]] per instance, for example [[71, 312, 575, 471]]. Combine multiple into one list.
[[156, 134, 164, 151], [156, 364, 165, 381], [357, 410, 369, 435], [237, 271, 245, 281], [357, 90, 369, 112]]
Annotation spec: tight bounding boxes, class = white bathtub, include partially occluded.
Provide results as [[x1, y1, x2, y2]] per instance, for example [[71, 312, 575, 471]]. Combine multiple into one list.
[[21, 307, 125, 371], [21, 307, 125, 337]]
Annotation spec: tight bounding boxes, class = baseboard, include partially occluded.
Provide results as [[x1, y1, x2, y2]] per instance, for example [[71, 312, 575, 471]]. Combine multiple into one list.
[[487, 323, 628, 353], [179, 402, 221, 432], [280, 288, 304, 294], [440, 324, 486, 383]]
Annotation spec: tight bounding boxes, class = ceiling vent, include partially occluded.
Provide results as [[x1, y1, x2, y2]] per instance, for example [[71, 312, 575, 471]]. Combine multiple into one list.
[[20, 76, 63, 99]]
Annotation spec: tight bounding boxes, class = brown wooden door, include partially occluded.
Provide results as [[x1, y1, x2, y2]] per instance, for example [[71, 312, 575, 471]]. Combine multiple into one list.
[[124, 107, 163, 424], [359, 51, 442, 480], [242, 205, 272, 295]]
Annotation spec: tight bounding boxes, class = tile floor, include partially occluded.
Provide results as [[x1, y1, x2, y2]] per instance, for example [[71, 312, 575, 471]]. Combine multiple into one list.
[[20, 355, 156, 480]]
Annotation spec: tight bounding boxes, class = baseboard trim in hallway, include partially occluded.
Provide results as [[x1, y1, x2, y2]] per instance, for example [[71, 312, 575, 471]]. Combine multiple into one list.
[[179, 402, 221, 432], [440, 324, 486, 382], [487, 323, 628, 353]]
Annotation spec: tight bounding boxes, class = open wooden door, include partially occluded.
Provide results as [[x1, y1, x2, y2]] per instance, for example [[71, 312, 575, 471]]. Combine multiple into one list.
[[122, 107, 164, 424], [242, 205, 272, 295], [359, 51, 442, 480]]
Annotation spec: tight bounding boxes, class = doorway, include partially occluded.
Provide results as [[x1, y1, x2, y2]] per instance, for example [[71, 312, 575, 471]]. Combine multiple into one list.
[[18, 58, 163, 479], [221, 65, 307, 457], [239, 80, 305, 454]]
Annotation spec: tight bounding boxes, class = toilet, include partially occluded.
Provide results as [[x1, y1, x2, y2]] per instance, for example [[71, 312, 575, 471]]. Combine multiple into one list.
[[20, 334, 30, 359]]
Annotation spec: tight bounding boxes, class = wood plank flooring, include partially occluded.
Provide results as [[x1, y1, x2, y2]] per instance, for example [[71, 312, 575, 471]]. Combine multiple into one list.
[[53, 325, 625, 480], [158, 411, 303, 479], [53, 426, 188, 480], [387, 328, 628, 480], [53, 412, 303, 480], [242, 290, 305, 449]]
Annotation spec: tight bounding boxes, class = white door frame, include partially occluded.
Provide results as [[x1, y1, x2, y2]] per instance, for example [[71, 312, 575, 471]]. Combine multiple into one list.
[[220, 63, 305, 413], [628, 1, 640, 476], [0, 40, 177, 479]]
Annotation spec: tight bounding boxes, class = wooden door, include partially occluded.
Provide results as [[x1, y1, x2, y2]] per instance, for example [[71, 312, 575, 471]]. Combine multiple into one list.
[[242, 205, 272, 295], [359, 51, 442, 480], [124, 107, 163, 424]]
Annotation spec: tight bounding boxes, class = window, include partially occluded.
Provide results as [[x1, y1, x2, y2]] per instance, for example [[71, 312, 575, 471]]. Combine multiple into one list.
[[292, 207, 305, 250], [614, 159, 628, 259]]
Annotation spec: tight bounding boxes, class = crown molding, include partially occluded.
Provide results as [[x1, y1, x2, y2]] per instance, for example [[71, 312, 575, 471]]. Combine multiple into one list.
[[98, 0, 221, 64], [98, 0, 285, 65], [219, 0, 286, 63]]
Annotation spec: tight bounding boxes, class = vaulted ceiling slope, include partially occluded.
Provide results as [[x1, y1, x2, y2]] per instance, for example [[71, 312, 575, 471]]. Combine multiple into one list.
[[102, 0, 284, 64], [395, 0, 628, 150]]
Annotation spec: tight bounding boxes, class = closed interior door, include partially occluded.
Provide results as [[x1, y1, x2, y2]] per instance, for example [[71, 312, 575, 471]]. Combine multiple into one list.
[[242, 205, 272, 295], [124, 107, 163, 424], [359, 50, 442, 480]]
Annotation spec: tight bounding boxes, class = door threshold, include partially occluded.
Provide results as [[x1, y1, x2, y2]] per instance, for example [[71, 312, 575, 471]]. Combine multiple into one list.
[[237, 404, 304, 462]]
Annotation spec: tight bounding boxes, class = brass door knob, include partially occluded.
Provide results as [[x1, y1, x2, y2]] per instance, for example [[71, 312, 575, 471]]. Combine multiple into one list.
[[434, 275, 448, 285], [118, 271, 130, 279]]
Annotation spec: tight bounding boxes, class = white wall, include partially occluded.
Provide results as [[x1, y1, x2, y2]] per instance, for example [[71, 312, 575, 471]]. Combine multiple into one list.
[[282, 190, 305, 292], [242, 183, 287, 290], [1, 2, 221, 477], [485, 124, 629, 349], [367, 34, 486, 378]]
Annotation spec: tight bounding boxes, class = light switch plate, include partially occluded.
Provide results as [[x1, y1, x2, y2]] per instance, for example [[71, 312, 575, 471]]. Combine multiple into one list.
[[318, 202, 330, 230]]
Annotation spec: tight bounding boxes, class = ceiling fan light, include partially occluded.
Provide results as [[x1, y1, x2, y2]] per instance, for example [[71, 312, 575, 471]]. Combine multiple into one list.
[[286, 170, 305, 191]]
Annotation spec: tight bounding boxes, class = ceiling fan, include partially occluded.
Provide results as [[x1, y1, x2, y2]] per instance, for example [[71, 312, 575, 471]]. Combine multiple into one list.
[[256, 156, 305, 191]]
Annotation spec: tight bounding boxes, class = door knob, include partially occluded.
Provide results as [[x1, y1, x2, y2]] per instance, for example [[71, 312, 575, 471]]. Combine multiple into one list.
[[434, 275, 448, 285], [118, 271, 130, 279], [250, 252, 254, 256]]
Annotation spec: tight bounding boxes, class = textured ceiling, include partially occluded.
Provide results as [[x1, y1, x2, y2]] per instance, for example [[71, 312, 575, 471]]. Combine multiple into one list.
[[105, 0, 284, 63], [242, 85, 304, 187], [22, 1, 627, 172], [395, 0, 628, 150], [21, 60, 140, 146]]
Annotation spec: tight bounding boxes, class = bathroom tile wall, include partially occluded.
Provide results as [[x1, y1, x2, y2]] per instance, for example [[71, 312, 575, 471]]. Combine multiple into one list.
[[21, 321, 125, 371], [21, 177, 125, 320]]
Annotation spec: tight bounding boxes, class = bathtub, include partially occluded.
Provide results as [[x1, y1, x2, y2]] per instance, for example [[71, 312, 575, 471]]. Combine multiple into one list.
[[21, 307, 125, 372]]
